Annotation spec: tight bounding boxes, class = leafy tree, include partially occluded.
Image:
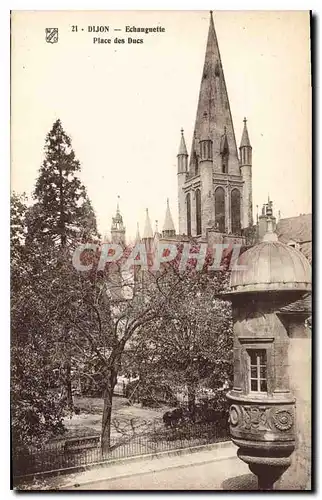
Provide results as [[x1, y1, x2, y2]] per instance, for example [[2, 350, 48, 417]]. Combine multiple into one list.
[[11, 343, 65, 452], [57, 241, 234, 449], [11, 194, 66, 454], [124, 252, 233, 413], [62, 256, 167, 451]]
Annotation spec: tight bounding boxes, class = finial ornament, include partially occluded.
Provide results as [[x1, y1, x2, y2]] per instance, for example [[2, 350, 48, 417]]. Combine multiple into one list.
[[243, 117, 247, 124], [181, 128, 184, 135]]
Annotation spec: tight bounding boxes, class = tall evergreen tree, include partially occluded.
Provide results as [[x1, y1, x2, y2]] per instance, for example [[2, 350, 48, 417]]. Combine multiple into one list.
[[24, 120, 99, 410], [26, 119, 99, 248]]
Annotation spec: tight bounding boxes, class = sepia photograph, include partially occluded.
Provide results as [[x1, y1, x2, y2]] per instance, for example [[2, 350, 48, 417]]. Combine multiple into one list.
[[10, 10, 312, 491]]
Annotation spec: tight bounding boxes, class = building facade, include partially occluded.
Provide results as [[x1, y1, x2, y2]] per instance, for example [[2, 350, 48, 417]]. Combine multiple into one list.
[[177, 12, 253, 246], [107, 12, 311, 268]]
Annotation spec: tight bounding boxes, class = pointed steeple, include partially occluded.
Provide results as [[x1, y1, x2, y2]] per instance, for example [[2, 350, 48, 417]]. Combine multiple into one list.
[[154, 220, 161, 250], [162, 198, 176, 237], [135, 222, 141, 242], [178, 128, 188, 156], [142, 208, 153, 239], [240, 117, 251, 148], [190, 11, 239, 174], [111, 196, 124, 228], [240, 118, 253, 228], [111, 196, 126, 245], [177, 128, 188, 175]]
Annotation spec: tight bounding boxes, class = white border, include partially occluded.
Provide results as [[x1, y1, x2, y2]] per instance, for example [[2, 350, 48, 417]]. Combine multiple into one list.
[[2, 1, 319, 498]]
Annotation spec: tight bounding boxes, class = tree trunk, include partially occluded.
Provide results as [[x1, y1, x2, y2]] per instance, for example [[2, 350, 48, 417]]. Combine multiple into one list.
[[101, 367, 118, 452], [62, 329, 73, 411], [60, 359, 73, 410], [58, 160, 67, 248], [187, 384, 196, 420], [65, 358, 73, 411]]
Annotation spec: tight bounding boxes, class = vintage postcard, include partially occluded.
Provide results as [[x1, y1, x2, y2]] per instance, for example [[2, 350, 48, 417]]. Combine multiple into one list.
[[11, 10, 312, 491]]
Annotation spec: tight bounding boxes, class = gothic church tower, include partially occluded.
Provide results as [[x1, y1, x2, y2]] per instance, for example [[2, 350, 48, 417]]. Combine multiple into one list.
[[111, 198, 126, 246], [177, 12, 253, 242]]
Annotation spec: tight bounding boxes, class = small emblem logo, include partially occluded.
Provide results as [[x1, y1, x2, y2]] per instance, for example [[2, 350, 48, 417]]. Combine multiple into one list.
[[46, 28, 58, 44]]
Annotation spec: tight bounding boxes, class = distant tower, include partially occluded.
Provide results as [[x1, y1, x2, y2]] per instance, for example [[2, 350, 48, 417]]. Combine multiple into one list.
[[239, 117, 253, 229], [135, 222, 141, 243], [111, 197, 126, 246], [177, 12, 246, 240], [142, 208, 154, 266], [107, 198, 126, 301], [177, 128, 188, 235], [142, 208, 153, 240], [153, 220, 161, 252], [162, 199, 176, 238]]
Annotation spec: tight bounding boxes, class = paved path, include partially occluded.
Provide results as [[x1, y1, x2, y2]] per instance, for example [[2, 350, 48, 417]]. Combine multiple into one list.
[[69, 456, 254, 490], [57, 442, 256, 491]]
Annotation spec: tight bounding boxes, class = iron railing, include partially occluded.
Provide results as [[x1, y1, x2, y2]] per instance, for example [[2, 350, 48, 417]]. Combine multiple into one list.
[[13, 421, 229, 478]]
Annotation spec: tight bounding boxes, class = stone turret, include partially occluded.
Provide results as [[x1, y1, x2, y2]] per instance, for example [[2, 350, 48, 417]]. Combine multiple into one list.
[[240, 117, 253, 228], [177, 128, 188, 235], [225, 221, 311, 490], [111, 197, 126, 246], [162, 199, 176, 238]]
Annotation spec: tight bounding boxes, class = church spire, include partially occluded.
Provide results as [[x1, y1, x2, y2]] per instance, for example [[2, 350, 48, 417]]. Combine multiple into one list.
[[111, 196, 126, 245], [240, 117, 251, 148], [142, 208, 153, 239], [162, 198, 176, 238], [177, 128, 188, 176], [135, 222, 141, 242], [189, 11, 239, 174], [178, 128, 188, 156], [239, 118, 253, 228]]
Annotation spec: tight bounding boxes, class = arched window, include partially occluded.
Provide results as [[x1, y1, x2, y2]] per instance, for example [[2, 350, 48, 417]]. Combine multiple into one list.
[[231, 189, 241, 234], [186, 193, 191, 236], [215, 187, 225, 233], [195, 189, 202, 235]]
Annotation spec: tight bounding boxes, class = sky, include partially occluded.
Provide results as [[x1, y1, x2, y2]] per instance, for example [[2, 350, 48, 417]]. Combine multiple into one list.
[[11, 10, 311, 241]]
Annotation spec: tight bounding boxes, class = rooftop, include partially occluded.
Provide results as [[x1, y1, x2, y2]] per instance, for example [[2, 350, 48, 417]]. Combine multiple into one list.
[[230, 236, 311, 294]]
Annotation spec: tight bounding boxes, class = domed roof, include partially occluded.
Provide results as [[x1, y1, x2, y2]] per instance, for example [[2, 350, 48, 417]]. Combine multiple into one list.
[[230, 236, 311, 294]]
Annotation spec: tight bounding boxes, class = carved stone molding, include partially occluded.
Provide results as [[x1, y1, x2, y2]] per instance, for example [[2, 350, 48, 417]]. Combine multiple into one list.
[[272, 409, 293, 431], [229, 402, 294, 434]]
